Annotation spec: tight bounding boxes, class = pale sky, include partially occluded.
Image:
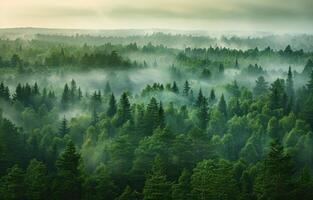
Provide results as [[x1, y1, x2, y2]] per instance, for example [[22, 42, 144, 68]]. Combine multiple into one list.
[[0, 0, 312, 32]]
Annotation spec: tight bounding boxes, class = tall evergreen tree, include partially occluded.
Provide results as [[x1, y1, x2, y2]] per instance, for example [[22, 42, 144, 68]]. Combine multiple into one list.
[[209, 89, 216, 103], [61, 83, 71, 109], [172, 169, 191, 200], [25, 159, 48, 200], [158, 101, 165, 129], [172, 81, 179, 94], [253, 76, 268, 97], [255, 141, 295, 200], [286, 66, 294, 99], [0, 165, 25, 200], [218, 94, 227, 118], [59, 116, 70, 137], [54, 141, 82, 200], [183, 80, 191, 96], [117, 92, 132, 125], [104, 82, 112, 95], [302, 59, 313, 75], [107, 93, 117, 117], [143, 155, 171, 200]]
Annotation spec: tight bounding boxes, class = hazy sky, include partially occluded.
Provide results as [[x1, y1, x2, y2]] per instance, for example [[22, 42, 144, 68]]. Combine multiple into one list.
[[1, 0, 312, 32]]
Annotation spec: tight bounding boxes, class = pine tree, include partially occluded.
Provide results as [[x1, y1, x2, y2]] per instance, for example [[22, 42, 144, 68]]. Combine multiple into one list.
[[196, 89, 205, 108], [183, 80, 191, 96], [25, 159, 48, 200], [253, 76, 268, 97], [218, 94, 227, 118], [143, 155, 171, 200], [172, 169, 191, 200], [77, 87, 82, 100], [144, 97, 160, 135], [117, 92, 132, 125], [107, 93, 117, 117], [286, 66, 294, 99], [209, 89, 216, 103], [197, 96, 209, 130], [255, 141, 294, 200], [70, 79, 77, 100], [158, 101, 165, 129], [61, 83, 71, 109], [172, 81, 179, 94], [0, 165, 25, 200], [302, 59, 313, 75], [54, 141, 82, 200], [104, 82, 112, 94], [32, 82, 40, 95], [59, 116, 69, 137]]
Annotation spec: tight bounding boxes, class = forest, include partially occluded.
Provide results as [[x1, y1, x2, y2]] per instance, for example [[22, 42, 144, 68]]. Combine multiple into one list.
[[1, 29, 313, 200]]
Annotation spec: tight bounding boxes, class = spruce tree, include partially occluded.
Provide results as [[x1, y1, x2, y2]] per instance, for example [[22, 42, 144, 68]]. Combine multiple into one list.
[[25, 159, 48, 200], [172, 81, 179, 94], [183, 80, 191, 96], [59, 116, 69, 137], [209, 89, 216, 103], [218, 94, 227, 118], [143, 155, 171, 200], [172, 169, 191, 200], [253, 76, 268, 97], [54, 141, 82, 200], [117, 92, 132, 125], [255, 141, 294, 200], [61, 83, 71, 109], [286, 66, 294, 99], [0, 165, 25, 200], [107, 93, 117, 117], [302, 59, 313, 75], [104, 82, 112, 94], [158, 101, 165, 129]]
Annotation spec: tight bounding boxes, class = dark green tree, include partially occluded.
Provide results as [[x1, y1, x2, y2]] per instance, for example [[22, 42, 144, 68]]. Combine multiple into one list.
[[183, 80, 191, 96], [143, 155, 171, 200], [218, 94, 227, 118], [172, 169, 191, 200], [0, 165, 25, 200], [59, 116, 70, 137], [54, 141, 82, 200], [107, 93, 117, 117], [255, 141, 295, 200], [25, 159, 48, 200], [253, 76, 268, 97]]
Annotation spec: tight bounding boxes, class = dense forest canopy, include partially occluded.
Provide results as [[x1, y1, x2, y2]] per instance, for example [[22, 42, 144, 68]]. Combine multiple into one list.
[[1, 29, 313, 200]]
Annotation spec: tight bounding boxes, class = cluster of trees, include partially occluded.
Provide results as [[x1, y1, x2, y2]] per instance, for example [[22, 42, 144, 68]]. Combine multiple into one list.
[[1, 62, 313, 199]]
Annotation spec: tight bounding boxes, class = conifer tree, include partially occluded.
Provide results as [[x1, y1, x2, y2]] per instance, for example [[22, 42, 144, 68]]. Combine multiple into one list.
[[59, 116, 69, 137], [209, 89, 216, 103], [104, 82, 112, 95], [25, 159, 48, 200], [255, 141, 294, 200], [54, 141, 82, 200], [61, 83, 71, 109], [253, 76, 268, 97], [218, 94, 227, 118], [183, 80, 191, 96], [0, 165, 25, 200], [143, 155, 171, 200], [172, 169, 191, 200], [117, 92, 132, 125], [158, 101, 165, 129], [107, 93, 117, 117], [172, 81, 179, 94]]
